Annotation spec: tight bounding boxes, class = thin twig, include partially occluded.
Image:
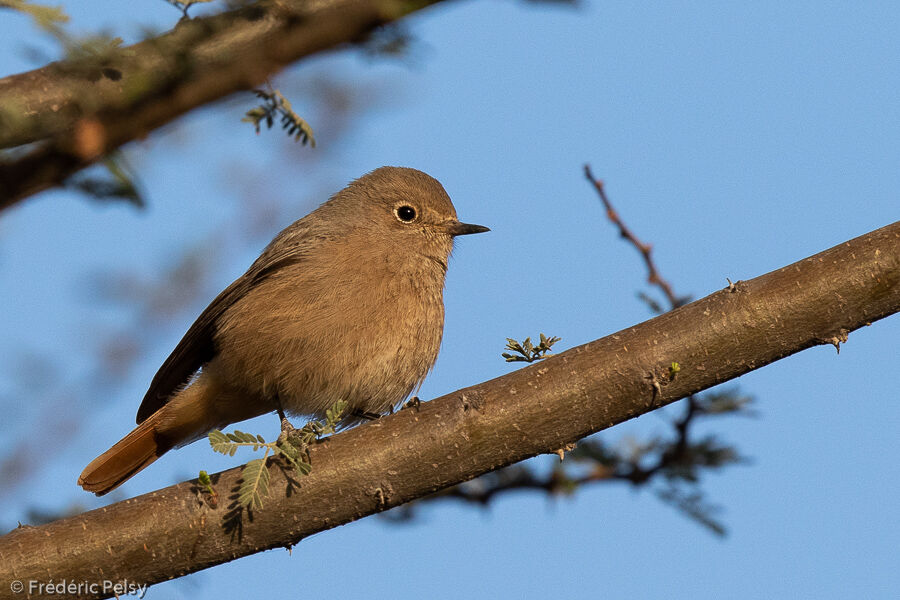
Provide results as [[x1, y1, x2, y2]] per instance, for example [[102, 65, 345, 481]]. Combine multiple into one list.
[[583, 164, 687, 309]]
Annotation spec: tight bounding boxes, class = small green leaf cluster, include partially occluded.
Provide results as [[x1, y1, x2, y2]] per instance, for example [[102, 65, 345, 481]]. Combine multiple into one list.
[[198, 470, 212, 487], [243, 88, 316, 147], [207, 400, 347, 510], [502, 333, 561, 363], [668, 361, 681, 379]]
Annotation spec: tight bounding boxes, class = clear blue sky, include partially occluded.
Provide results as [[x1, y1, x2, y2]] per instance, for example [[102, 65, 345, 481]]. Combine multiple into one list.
[[1, 1, 898, 598]]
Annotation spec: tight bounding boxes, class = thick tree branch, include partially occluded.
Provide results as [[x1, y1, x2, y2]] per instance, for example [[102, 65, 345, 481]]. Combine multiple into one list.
[[0, 0, 447, 208], [2, 220, 899, 599]]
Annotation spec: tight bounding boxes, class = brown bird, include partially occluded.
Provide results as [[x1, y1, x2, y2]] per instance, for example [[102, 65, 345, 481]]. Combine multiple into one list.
[[78, 167, 489, 495]]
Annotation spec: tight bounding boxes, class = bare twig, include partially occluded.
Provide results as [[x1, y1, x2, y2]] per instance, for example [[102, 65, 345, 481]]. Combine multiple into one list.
[[584, 164, 688, 309]]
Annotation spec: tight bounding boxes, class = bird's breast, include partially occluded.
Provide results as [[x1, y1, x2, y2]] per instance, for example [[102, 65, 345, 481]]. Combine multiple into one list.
[[214, 254, 447, 418]]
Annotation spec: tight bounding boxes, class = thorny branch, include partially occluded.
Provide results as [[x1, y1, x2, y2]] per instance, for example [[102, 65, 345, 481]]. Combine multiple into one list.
[[391, 167, 753, 535]]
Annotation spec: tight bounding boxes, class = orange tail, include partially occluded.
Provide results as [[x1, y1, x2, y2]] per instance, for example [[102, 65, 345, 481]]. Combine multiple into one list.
[[78, 369, 271, 496], [77, 412, 175, 496]]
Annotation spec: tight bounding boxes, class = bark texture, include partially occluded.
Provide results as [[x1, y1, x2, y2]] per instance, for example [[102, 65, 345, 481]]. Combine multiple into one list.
[[1, 220, 899, 599]]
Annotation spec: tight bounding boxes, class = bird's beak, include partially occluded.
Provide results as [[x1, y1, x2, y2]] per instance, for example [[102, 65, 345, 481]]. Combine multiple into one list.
[[446, 221, 490, 236]]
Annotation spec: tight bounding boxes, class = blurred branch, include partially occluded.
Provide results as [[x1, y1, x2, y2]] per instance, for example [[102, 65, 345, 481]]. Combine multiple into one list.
[[0, 0, 69, 32], [0, 0, 450, 208], [0, 71, 379, 505], [65, 154, 144, 207], [3, 219, 899, 591], [390, 390, 749, 531]]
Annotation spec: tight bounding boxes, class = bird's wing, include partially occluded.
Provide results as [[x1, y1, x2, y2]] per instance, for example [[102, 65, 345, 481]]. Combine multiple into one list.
[[136, 235, 308, 424]]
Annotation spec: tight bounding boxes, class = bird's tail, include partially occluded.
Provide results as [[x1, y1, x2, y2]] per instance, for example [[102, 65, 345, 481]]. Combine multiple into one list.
[[77, 409, 175, 496], [78, 371, 261, 496]]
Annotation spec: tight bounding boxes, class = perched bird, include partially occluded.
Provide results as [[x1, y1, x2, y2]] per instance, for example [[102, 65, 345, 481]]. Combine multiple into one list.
[[78, 166, 489, 495]]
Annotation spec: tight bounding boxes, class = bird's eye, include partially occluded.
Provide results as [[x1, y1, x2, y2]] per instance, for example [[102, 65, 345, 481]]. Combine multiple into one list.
[[395, 205, 417, 222]]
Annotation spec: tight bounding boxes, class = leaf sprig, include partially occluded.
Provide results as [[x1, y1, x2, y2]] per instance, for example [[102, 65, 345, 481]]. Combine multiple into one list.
[[208, 400, 347, 509], [243, 88, 316, 146], [502, 333, 561, 363]]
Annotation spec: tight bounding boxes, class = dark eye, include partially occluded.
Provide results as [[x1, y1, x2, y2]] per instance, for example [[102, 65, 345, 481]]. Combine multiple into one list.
[[395, 205, 417, 222]]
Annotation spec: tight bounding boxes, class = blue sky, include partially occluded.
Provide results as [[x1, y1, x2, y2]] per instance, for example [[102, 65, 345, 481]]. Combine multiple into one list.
[[1, 1, 899, 598]]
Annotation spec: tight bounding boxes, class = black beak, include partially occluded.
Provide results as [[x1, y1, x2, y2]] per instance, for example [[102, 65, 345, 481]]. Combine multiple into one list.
[[447, 221, 491, 236]]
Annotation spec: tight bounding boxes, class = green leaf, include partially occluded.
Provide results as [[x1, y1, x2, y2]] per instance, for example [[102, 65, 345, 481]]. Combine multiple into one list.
[[239, 457, 270, 510], [209, 430, 237, 456], [274, 439, 298, 459]]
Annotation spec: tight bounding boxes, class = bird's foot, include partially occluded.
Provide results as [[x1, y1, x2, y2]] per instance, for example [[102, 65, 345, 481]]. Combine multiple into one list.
[[276, 409, 304, 448], [276, 405, 298, 432], [280, 415, 298, 435]]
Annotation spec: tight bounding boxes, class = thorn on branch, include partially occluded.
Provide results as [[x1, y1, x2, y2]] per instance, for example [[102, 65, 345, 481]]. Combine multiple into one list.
[[553, 443, 577, 461], [373, 487, 386, 510], [827, 329, 849, 354]]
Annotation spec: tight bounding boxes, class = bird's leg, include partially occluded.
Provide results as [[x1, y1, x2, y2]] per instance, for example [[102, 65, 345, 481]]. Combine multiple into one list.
[[351, 397, 421, 422], [351, 409, 383, 422], [275, 396, 297, 435]]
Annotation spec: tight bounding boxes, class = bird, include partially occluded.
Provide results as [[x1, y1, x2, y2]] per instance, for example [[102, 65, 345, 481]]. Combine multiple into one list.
[[78, 166, 489, 495]]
